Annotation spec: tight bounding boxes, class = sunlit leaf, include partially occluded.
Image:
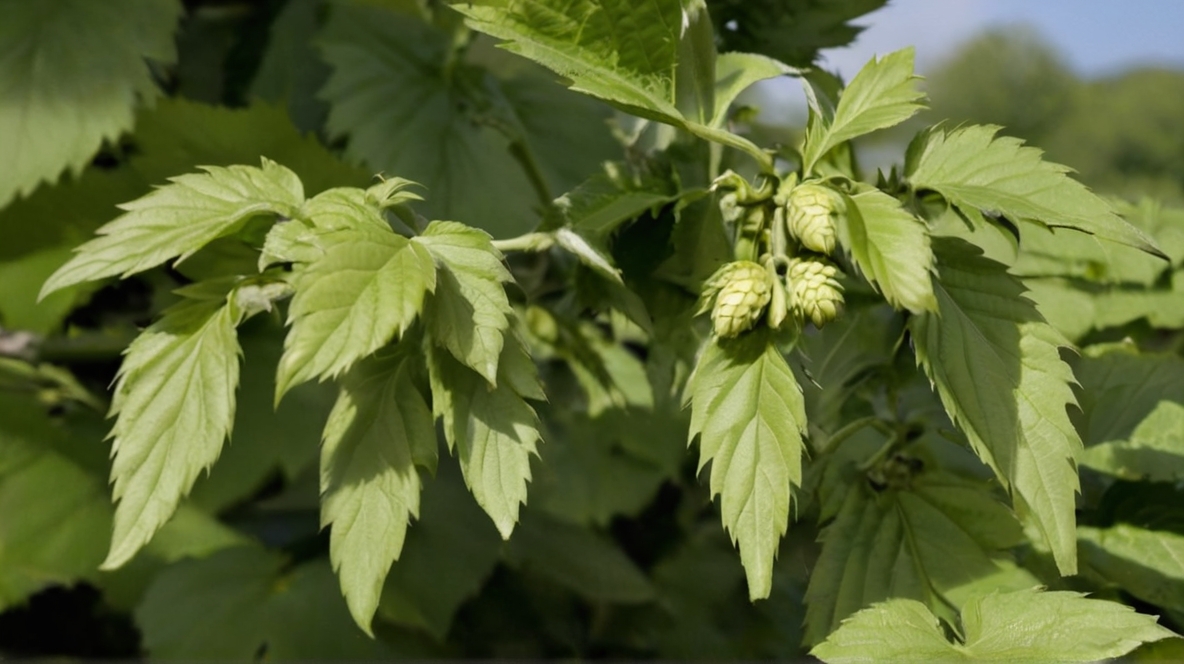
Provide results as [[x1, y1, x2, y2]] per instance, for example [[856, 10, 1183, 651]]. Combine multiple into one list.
[[910, 237, 1082, 575], [687, 329, 806, 600], [840, 184, 935, 312]]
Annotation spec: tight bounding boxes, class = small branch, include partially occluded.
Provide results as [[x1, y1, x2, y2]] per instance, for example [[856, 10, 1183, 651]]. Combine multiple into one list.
[[491, 232, 554, 253]]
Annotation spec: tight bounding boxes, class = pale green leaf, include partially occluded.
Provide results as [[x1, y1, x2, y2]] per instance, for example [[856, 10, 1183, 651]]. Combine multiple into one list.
[[1079, 523, 1184, 613], [910, 237, 1082, 575], [321, 348, 436, 635], [711, 52, 797, 128], [0, 0, 180, 207], [811, 598, 959, 663], [906, 124, 1165, 257], [802, 48, 924, 174], [42, 159, 304, 297], [416, 221, 513, 384], [805, 429, 1032, 644], [840, 184, 936, 312], [505, 512, 655, 603], [686, 330, 806, 600], [102, 298, 242, 569], [426, 341, 542, 539], [137, 547, 389, 659], [277, 190, 436, 397], [1078, 402, 1184, 482], [554, 228, 622, 284], [812, 588, 1176, 663]]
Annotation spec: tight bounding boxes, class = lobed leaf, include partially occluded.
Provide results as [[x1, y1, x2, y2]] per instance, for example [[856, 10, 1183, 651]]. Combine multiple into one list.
[[416, 221, 514, 385], [839, 184, 936, 313], [42, 159, 304, 297], [320, 348, 437, 635], [0, 0, 180, 207], [910, 237, 1082, 575], [426, 339, 542, 539], [802, 48, 925, 174], [811, 588, 1176, 663], [277, 189, 436, 398], [686, 330, 806, 600], [102, 297, 242, 569], [906, 124, 1165, 257], [804, 433, 1034, 644]]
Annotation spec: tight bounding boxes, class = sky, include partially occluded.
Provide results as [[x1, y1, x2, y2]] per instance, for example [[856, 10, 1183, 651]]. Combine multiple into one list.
[[819, 0, 1184, 78], [751, 0, 1184, 118]]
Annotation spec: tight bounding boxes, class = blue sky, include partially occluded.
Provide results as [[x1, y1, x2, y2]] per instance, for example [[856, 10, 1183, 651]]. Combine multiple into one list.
[[820, 0, 1184, 77]]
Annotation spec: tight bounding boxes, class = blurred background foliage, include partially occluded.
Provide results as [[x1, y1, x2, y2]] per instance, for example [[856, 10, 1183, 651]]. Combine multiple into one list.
[[2, 0, 1184, 660]]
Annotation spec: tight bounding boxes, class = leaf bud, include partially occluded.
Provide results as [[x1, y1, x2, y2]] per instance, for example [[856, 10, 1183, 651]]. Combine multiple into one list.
[[788, 256, 845, 328]]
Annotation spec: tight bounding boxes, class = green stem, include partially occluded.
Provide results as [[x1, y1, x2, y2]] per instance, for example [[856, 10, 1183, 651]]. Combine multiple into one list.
[[507, 138, 555, 210], [857, 420, 901, 472], [38, 332, 136, 364], [491, 232, 554, 253]]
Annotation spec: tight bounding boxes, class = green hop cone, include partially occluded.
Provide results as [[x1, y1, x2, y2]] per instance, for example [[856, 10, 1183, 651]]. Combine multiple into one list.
[[786, 183, 842, 255], [788, 256, 845, 328], [700, 260, 773, 338]]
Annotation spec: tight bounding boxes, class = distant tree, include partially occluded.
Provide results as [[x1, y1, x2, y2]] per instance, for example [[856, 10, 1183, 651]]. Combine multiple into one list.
[[925, 26, 1079, 141]]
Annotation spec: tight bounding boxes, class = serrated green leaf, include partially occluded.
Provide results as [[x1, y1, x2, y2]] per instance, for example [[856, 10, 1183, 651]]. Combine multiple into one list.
[[711, 52, 796, 128], [812, 588, 1177, 663], [554, 228, 622, 284], [321, 347, 436, 635], [376, 457, 501, 640], [277, 191, 435, 398], [416, 221, 513, 384], [0, 394, 112, 610], [42, 160, 304, 298], [840, 185, 936, 312], [136, 547, 389, 659], [804, 430, 1033, 644], [0, 0, 180, 207], [1080, 523, 1184, 613], [453, 0, 769, 165], [426, 341, 541, 539], [906, 124, 1166, 257], [550, 163, 682, 236], [505, 511, 655, 603], [687, 330, 806, 600], [102, 298, 242, 569], [910, 238, 1082, 576], [802, 48, 924, 174]]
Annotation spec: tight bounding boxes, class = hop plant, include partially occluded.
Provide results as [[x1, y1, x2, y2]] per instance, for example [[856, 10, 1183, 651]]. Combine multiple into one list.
[[788, 256, 845, 328], [699, 260, 774, 338], [785, 182, 842, 255]]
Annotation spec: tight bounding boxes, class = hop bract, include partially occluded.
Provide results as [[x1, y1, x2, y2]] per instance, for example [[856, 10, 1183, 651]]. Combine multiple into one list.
[[702, 260, 773, 338], [789, 256, 845, 328], [786, 183, 842, 255]]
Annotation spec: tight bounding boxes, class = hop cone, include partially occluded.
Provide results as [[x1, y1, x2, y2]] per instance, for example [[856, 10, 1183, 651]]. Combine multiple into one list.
[[702, 260, 773, 338], [786, 183, 841, 255], [788, 256, 844, 328]]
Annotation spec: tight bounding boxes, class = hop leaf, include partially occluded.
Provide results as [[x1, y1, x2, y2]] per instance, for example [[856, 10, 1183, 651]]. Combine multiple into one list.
[[702, 261, 774, 338], [786, 183, 842, 255], [789, 256, 845, 328]]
